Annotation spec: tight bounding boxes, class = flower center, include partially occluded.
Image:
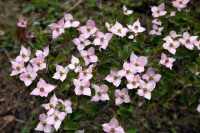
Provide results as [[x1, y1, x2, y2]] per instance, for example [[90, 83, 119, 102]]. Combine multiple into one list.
[[169, 43, 173, 47], [165, 58, 169, 63], [110, 127, 115, 132], [80, 41, 84, 44], [143, 88, 148, 92], [126, 69, 130, 74], [74, 63, 79, 67], [135, 25, 138, 30], [100, 37, 104, 42], [179, 1, 183, 4], [87, 28, 91, 32], [42, 121, 46, 126], [22, 53, 26, 58], [16, 66, 21, 71], [135, 62, 139, 66], [132, 80, 136, 85], [49, 104, 54, 108], [54, 115, 59, 121], [157, 9, 160, 14], [97, 91, 102, 96], [86, 54, 90, 59], [117, 29, 121, 33], [120, 94, 125, 99], [60, 71, 64, 76], [155, 29, 159, 32], [56, 27, 60, 31], [40, 87, 45, 92], [80, 85, 84, 90], [149, 76, 154, 80], [186, 39, 190, 43], [114, 75, 118, 80], [83, 71, 87, 75], [37, 62, 41, 66], [26, 74, 31, 79]]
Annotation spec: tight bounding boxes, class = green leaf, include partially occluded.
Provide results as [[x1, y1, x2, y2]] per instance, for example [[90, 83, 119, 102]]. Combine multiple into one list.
[[54, 54, 65, 64]]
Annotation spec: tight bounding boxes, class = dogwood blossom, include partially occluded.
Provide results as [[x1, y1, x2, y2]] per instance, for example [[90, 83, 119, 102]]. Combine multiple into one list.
[[10, 60, 25, 76], [163, 37, 180, 55], [110, 22, 128, 37], [52, 65, 68, 82], [64, 13, 80, 28], [142, 68, 161, 83], [170, 11, 176, 16], [127, 75, 141, 89], [49, 19, 65, 39], [197, 102, 200, 113], [152, 19, 162, 26], [42, 94, 58, 116], [194, 40, 200, 50], [46, 110, 66, 131], [115, 88, 131, 105], [30, 78, 56, 97], [78, 65, 93, 80], [91, 84, 109, 102], [16, 45, 31, 62], [163, 30, 180, 41], [105, 70, 122, 87], [35, 114, 53, 133], [17, 16, 28, 28], [137, 80, 155, 100], [68, 55, 82, 73], [122, 5, 133, 16], [35, 45, 49, 57], [78, 19, 97, 38], [128, 19, 146, 34], [118, 62, 137, 79], [172, 0, 190, 11], [73, 79, 91, 96], [30, 55, 46, 72], [130, 52, 148, 73], [159, 53, 176, 70], [179, 32, 198, 50], [80, 47, 98, 66], [58, 99, 72, 114], [149, 24, 164, 35], [72, 34, 91, 51], [151, 3, 167, 18], [102, 118, 125, 133], [93, 31, 113, 50], [19, 64, 37, 86]]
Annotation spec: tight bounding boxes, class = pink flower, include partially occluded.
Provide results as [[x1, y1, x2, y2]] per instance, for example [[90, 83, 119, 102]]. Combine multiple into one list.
[[149, 24, 164, 35], [127, 75, 141, 89], [105, 22, 112, 31], [102, 118, 125, 133], [19, 64, 37, 86], [78, 65, 93, 80], [105, 70, 122, 87], [68, 55, 82, 73], [35, 114, 53, 133], [42, 94, 58, 116], [137, 81, 155, 100], [115, 88, 131, 105], [163, 30, 180, 41], [130, 52, 148, 73], [91, 84, 109, 102], [73, 79, 91, 96], [30, 55, 46, 72], [72, 34, 91, 51], [123, 5, 133, 16], [170, 11, 176, 16], [159, 53, 176, 70], [110, 22, 128, 37], [194, 40, 200, 50], [35, 45, 49, 57], [78, 19, 97, 38], [197, 104, 200, 113], [46, 110, 66, 131], [179, 32, 198, 50], [49, 19, 65, 39], [142, 68, 161, 83], [127, 19, 146, 34], [52, 65, 68, 82], [16, 45, 31, 62], [26, 32, 34, 39], [64, 13, 80, 28], [17, 16, 28, 28], [163, 37, 180, 55], [152, 19, 162, 26], [172, 0, 190, 11], [10, 60, 25, 76], [118, 62, 137, 79], [30, 78, 56, 97], [80, 47, 98, 66], [93, 31, 113, 50], [151, 3, 167, 18], [58, 99, 72, 114]]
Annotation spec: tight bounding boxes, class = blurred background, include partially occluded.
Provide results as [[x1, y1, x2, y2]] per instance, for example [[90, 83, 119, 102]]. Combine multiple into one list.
[[0, 0, 200, 132]]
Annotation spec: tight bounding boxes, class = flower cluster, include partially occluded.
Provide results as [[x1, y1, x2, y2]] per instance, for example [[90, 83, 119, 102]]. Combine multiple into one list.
[[35, 94, 72, 132]]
